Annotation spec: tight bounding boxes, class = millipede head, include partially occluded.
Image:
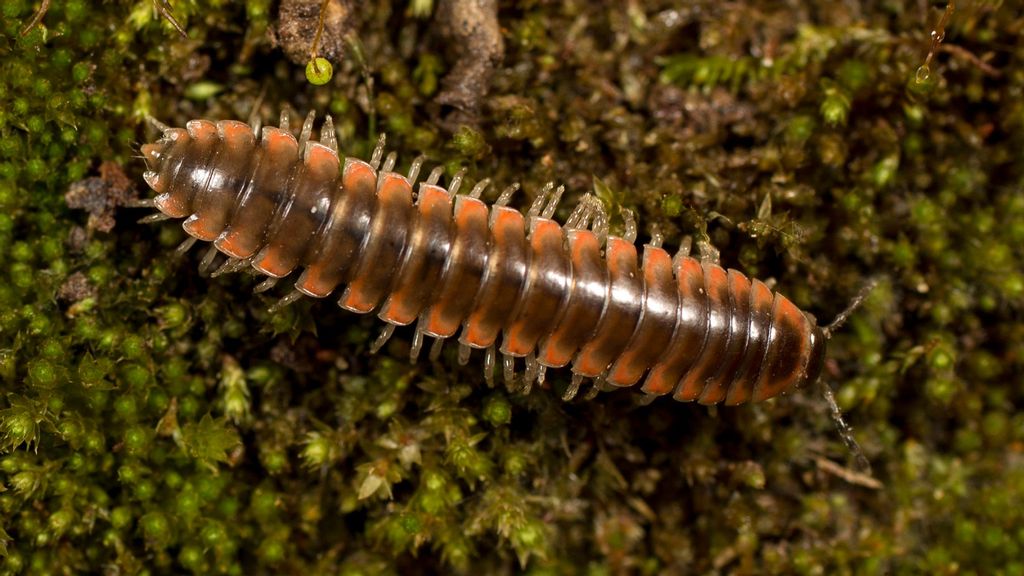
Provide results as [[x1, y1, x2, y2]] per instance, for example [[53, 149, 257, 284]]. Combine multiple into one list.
[[140, 128, 185, 171]]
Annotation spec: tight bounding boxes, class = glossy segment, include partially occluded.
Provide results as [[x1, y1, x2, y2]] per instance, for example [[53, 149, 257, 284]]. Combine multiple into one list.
[[215, 127, 299, 259], [607, 245, 678, 387], [340, 172, 414, 313], [573, 238, 643, 377], [423, 196, 490, 337], [641, 257, 707, 396], [537, 230, 607, 368], [501, 218, 571, 357], [379, 184, 454, 326], [461, 207, 529, 348], [295, 159, 376, 297]]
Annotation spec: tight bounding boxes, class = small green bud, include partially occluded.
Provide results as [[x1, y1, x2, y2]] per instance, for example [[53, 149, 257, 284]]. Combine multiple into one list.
[[306, 57, 333, 85], [110, 505, 134, 530], [301, 432, 334, 468], [482, 395, 512, 427], [48, 508, 74, 537], [140, 512, 172, 549]]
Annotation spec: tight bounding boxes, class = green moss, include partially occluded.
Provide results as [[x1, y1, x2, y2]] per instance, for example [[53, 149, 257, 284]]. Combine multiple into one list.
[[0, 0, 1022, 573]]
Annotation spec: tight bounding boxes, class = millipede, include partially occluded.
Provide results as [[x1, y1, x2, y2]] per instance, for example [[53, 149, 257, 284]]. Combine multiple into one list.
[[137, 111, 869, 420]]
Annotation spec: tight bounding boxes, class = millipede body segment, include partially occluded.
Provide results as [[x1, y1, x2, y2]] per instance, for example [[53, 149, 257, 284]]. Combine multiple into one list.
[[140, 113, 827, 405]]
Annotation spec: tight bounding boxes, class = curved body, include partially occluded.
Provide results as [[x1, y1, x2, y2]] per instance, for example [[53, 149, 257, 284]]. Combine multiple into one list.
[[140, 117, 826, 405]]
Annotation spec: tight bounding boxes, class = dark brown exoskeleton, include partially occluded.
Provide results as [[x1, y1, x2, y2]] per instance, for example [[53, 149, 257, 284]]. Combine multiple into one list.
[[138, 111, 871, 468]]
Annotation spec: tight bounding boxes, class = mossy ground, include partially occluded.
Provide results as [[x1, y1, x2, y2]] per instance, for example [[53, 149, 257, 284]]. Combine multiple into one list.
[[1, 1, 1022, 574]]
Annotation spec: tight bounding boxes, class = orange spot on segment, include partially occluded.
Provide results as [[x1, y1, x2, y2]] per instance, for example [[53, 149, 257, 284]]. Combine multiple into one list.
[[724, 278, 774, 406], [697, 269, 750, 405], [674, 263, 728, 401], [343, 159, 376, 192], [252, 245, 291, 278], [295, 264, 334, 298], [461, 206, 526, 348], [501, 219, 565, 356], [423, 197, 489, 338], [186, 119, 217, 141], [261, 127, 298, 157], [607, 245, 674, 387], [573, 237, 634, 377], [214, 230, 250, 259], [752, 294, 812, 402], [304, 142, 340, 176], [182, 214, 220, 241], [640, 257, 706, 395], [340, 173, 414, 313], [379, 185, 452, 326], [538, 230, 603, 368], [154, 193, 189, 218], [218, 120, 255, 149]]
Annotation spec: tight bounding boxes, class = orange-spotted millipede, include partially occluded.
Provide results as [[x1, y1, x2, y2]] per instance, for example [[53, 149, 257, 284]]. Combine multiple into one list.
[[137, 111, 870, 415]]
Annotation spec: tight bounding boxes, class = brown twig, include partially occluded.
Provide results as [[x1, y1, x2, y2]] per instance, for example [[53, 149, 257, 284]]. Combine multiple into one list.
[[814, 456, 884, 490], [19, 0, 50, 37], [939, 43, 1001, 77]]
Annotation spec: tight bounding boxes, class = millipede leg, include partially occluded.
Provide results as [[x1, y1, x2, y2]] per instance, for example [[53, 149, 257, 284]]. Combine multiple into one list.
[[410, 326, 424, 362], [672, 236, 693, 269], [484, 346, 496, 387], [247, 84, 266, 134], [458, 342, 472, 365], [425, 166, 445, 186], [429, 337, 444, 362], [253, 276, 279, 294], [502, 354, 516, 390], [468, 178, 491, 199], [138, 213, 171, 224], [540, 185, 565, 219], [633, 393, 658, 407], [299, 110, 316, 149], [590, 198, 609, 245], [321, 115, 338, 152], [381, 152, 397, 174], [527, 182, 555, 219], [174, 237, 198, 257], [199, 245, 220, 275], [370, 324, 395, 354], [369, 134, 387, 170], [563, 374, 584, 401], [129, 198, 157, 208], [520, 354, 540, 395], [154, 0, 187, 38], [565, 194, 594, 230], [621, 208, 638, 243], [279, 109, 291, 132], [211, 257, 249, 278], [650, 224, 664, 248], [448, 168, 468, 195], [582, 375, 604, 400], [376, 151, 398, 187], [536, 366, 547, 387], [495, 183, 520, 207], [268, 290, 303, 313], [407, 155, 427, 185]]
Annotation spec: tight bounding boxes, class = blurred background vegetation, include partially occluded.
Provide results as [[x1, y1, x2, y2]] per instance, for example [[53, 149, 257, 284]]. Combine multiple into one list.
[[0, 0, 1022, 573]]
